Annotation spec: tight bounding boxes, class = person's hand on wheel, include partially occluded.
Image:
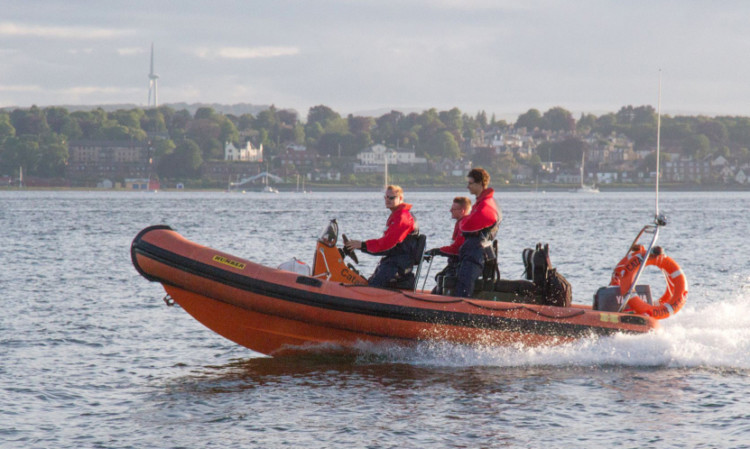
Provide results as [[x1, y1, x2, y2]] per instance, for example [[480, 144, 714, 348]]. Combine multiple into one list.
[[342, 234, 360, 264]]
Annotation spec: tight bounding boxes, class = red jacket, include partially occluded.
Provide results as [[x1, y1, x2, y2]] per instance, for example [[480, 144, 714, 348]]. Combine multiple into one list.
[[363, 203, 416, 254], [459, 188, 501, 234], [440, 215, 467, 256]]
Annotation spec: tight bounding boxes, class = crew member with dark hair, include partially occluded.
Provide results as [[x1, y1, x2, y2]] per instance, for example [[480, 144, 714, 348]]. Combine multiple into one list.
[[345, 185, 419, 287], [426, 196, 472, 294], [455, 167, 502, 297]]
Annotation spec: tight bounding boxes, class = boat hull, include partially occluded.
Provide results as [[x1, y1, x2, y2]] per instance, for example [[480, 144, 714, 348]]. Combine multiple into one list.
[[131, 225, 658, 356]]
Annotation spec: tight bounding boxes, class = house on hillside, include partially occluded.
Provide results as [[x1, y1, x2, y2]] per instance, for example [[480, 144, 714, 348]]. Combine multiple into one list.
[[717, 165, 734, 182], [712, 155, 729, 168], [663, 155, 712, 183], [555, 172, 581, 184], [357, 144, 427, 165], [277, 144, 319, 176], [595, 172, 618, 184], [487, 129, 536, 157], [310, 169, 341, 182], [736, 170, 747, 184], [66, 140, 154, 186], [585, 133, 635, 164], [354, 144, 428, 173], [434, 158, 472, 177], [224, 141, 262, 162]]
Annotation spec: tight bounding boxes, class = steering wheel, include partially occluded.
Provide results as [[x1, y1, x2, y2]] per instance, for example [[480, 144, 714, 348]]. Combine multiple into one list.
[[341, 234, 359, 265]]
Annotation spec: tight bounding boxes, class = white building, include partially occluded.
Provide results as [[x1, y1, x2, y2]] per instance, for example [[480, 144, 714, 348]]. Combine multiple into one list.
[[736, 170, 747, 184], [585, 133, 635, 164], [435, 158, 472, 177], [225, 141, 263, 162], [712, 155, 729, 167], [595, 172, 619, 184], [488, 131, 535, 156], [555, 172, 581, 184], [357, 144, 427, 166]]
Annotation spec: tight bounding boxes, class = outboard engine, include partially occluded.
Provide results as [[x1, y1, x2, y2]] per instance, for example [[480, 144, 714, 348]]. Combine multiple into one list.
[[593, 285, 653, 312]]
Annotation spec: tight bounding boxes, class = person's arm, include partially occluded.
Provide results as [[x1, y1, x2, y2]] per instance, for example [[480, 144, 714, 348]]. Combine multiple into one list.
[[459, 201, 499, 233], [439, 233, 465, 255], [363, 213, 413, 254]]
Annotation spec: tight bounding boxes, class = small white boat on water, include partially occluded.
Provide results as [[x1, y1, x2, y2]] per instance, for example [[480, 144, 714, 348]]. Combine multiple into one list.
[[261, 170, 279, 193], [576, 184, 599, 194]]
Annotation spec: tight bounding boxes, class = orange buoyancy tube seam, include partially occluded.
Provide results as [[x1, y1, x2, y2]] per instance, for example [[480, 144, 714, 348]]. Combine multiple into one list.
[[613, 251, 688, 320]]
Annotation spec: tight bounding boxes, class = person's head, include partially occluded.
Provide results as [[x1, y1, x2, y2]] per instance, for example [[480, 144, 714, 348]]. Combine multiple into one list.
[[451, 196, 471, 220], [384, 185, 404, 210], [467, 167, 490, 196]]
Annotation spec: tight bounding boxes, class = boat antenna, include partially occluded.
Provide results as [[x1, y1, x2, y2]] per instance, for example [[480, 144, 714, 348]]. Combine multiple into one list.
[[654, 70, 666, 226], [617, 71, 667, 312]]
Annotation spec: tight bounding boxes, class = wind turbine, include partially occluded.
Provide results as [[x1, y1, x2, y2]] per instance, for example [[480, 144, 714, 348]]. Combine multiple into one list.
[[147, 43, 159, 107]]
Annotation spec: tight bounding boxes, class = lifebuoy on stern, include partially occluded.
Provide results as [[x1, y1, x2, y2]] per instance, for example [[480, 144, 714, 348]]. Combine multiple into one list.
[[610, 245, 646, 287], [610, 249, 688, 320]]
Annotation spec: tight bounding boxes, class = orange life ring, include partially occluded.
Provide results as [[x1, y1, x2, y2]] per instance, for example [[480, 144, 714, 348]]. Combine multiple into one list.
[[610, 245, 646, 287], [610, 248, 688, 319]]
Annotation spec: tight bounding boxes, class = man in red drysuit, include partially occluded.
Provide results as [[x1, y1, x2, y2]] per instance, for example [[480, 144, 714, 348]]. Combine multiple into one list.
[[345, 185, 419, 287], [426, 196, 471, 294], [455, 168, 501, 297]]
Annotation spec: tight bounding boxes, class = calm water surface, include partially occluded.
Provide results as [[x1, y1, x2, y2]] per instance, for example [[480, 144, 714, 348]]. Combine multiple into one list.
[[2, 190, 750, 448]]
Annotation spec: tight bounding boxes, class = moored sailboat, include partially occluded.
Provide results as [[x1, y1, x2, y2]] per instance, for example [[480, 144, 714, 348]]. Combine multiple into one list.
[[574, 151, 599, 193]]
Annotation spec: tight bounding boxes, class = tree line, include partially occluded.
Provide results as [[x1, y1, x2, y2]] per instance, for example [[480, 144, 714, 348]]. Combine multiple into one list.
[[2, 103, 750, 179]]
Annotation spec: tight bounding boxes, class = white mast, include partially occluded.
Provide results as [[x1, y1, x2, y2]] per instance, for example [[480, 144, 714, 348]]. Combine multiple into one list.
[[580, 151, 585, 188], [655, 70, 662, 221], [148, 43, 159, 107], [383, 152, 389, 190]]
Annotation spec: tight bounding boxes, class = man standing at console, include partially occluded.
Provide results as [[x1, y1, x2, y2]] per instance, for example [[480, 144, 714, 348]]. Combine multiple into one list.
[[345, 185, 418, 287], [455, 168, 501, 297]]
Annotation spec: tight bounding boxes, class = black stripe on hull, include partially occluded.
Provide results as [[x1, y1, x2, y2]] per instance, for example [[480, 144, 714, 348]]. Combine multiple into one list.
[[132, 228, 645, 340]]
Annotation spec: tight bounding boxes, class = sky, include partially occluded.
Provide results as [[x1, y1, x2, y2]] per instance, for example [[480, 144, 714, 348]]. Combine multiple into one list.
[[2, 0, 749, 120]]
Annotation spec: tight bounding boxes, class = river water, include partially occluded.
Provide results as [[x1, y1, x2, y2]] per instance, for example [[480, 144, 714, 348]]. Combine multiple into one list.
[[2, 190, 749, 448]]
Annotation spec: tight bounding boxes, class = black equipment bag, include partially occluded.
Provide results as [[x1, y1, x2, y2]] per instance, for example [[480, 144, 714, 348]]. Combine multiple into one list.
[[522, 243, 572, 307], [545, 268, 572, 307]]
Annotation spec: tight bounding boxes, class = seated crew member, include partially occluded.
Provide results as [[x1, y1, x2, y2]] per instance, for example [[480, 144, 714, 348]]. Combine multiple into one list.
[[455, 168, 502, 297], [345, 185, 419, 287], [426, 196, 472, 295]]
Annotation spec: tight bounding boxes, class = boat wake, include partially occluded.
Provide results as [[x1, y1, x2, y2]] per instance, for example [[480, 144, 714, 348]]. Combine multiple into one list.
[[349, 290, 750, 370]]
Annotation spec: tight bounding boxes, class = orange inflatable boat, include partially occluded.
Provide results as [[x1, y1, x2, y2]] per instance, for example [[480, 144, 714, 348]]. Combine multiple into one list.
[[131, 217, 686, 356]]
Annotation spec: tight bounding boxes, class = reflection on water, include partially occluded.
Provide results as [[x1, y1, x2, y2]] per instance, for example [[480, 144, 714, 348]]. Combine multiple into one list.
[[148, 352, 750, 449]]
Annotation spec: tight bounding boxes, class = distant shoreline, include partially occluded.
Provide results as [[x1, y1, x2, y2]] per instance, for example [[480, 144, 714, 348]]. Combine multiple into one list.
[[2, 184, 748, 193]]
